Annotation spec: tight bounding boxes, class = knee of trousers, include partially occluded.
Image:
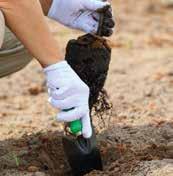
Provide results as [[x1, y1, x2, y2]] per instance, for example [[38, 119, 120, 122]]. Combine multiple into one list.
[[0, 17, 32, 78]]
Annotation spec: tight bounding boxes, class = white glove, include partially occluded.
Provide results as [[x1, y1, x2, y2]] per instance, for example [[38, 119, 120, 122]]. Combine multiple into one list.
[[44, 61, 92, 138], [48, 0, 110, 33]]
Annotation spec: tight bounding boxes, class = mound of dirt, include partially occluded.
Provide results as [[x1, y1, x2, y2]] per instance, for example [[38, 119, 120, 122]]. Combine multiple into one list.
[[132, 159, 173, 176]]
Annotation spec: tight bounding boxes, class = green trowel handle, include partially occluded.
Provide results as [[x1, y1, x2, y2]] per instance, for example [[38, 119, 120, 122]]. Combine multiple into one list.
[[69, 120, 82, 135], [63, 108, 82, 135]]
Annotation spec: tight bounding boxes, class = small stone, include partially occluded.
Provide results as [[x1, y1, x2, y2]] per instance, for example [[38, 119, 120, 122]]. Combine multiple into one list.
[[8, 130, 13, 135], [60, 164, 64, 169], [28, 85, 43, 95], [27, 166, 39, 172], [51, 121, 58, 127], [0, 112, 7, 118], [113, 167, 120, 172], [167, 142, 173, 150], [18, 150, 28, 157]]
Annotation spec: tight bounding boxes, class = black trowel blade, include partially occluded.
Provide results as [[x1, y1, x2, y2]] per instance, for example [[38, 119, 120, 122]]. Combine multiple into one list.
[[62, 133, 103, 176]]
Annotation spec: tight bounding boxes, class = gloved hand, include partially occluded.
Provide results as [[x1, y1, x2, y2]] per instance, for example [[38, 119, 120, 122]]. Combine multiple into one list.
[[48, 0, 115, 36], [44, 61, 92, 138]]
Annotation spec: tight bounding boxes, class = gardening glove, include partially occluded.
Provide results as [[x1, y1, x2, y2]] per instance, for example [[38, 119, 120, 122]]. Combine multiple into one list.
[[48, 0, 115, 36], [44, 61, 92, 138]]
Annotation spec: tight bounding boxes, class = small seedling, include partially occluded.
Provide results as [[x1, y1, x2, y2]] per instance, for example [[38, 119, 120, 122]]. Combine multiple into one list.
[[12, 152, 20, 167]]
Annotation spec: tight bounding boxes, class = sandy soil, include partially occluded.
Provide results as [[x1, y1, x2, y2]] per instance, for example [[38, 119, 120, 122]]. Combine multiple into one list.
[[0, 0, 173, 175]]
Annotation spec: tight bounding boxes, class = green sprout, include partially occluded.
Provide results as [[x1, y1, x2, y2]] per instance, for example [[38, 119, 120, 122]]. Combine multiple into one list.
[[12, 152, 20, 167]]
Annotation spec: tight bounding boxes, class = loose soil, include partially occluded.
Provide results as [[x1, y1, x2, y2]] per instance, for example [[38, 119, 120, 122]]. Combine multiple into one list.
[[0, 0, 173, 175]]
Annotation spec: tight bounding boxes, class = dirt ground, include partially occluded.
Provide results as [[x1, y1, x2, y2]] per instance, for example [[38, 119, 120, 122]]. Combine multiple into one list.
[[0, 0, 173, 175]]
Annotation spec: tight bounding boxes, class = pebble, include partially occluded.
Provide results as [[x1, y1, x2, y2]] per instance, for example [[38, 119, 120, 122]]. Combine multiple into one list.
[[28, 85, 43, 95], [166, 142, 173, 150], [27, 166, 39, 172], [51, 121, 58, 127]]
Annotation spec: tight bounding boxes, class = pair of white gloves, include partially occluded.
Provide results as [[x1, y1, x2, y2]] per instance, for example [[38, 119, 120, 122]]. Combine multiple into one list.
[[44, 0, 114, 138]]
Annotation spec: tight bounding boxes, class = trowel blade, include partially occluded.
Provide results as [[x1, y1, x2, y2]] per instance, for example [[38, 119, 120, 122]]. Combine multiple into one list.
[[62, 131, 103, 176]]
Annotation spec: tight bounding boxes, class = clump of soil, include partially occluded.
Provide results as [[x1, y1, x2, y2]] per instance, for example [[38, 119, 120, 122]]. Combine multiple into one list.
[[65, 34, 112, 123]]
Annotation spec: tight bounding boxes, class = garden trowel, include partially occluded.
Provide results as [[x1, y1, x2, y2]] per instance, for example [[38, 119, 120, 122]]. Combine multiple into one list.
[[62, 121, 103, 176]]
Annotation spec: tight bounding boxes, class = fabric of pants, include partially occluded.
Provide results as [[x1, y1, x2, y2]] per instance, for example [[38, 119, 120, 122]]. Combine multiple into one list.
[[0, 10, 4, 47], [0, 10, 32, 78]]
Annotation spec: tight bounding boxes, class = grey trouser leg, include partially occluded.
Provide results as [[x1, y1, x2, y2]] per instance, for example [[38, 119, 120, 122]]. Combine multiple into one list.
[[0, 10, 5, 48], [0, 10, 32, 78]]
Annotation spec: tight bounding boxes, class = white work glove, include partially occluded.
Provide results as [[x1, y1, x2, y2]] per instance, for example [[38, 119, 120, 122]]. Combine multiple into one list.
[[48, 0, 110, 34], [44, 61, 92, 138]]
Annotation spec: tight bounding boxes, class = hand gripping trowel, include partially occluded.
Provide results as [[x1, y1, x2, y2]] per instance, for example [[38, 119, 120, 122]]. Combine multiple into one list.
[[63, 8, 112, 176]]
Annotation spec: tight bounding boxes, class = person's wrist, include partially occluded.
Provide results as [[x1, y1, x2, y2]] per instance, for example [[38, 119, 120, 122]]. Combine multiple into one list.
[[41, 54, 64, 68], [44, 60, 68, 72], [38, 40, 64, 68]]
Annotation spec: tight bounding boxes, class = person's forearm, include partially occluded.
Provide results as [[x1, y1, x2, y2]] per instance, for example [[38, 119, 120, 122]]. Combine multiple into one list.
[[0, 0, 63, 67], [39, 0, 52, 15]]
